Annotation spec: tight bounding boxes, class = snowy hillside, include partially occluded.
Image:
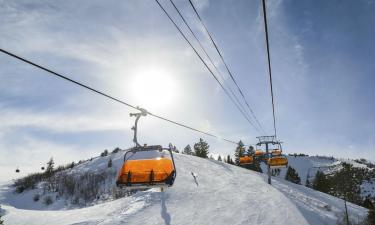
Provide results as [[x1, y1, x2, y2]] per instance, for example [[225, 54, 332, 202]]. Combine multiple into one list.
[[260, 155, 336, 186], [0, 152, 368, 225], [260, 155, 375, 199]]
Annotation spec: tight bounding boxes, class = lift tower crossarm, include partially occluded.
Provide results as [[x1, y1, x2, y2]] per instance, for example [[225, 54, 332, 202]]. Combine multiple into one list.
[[256, 135, 282, 185]]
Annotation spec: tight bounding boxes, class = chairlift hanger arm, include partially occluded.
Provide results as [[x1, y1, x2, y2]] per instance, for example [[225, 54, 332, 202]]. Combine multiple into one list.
[[130, 107, 148, 147]]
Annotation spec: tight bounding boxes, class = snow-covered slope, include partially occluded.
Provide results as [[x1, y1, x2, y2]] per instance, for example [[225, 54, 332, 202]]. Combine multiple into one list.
[[260, 156, 336, 185], [0, 153, 368, 225]]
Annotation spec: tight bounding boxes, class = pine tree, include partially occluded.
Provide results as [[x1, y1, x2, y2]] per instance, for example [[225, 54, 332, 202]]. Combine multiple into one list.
[[366, 209, 375, 225], [285, 166, 301, 184], [194, 138, 209, 158], [226, 155, 234, 165], [363, 197, 374, 209], [312, 170, 330, 193], [247, 145, 255, 155], [305, 178, 311, 188], [330, 163, 362, 204], [0, 205, 3, 225], [217, 155, 222, 162], [183, 145, 193, 155], [46, 158, 54, 175], [248, 159, 263, 173], [112, 147, 121, 154], [234, 140, 245, 165], [107, 158, 113, 168], [101, 149, 108, 157]]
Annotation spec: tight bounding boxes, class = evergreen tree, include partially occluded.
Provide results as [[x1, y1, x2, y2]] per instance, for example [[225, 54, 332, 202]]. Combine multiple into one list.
[[0, 205, 3, 225], [112, 147, 121, 154], [330, 163, 362, 204], [234, 141, 245, 165], [183, 145, 193, 155], [312, 170, 330, 193], [100, 149, 108, 157], [46, 158, 54, 175], [242, 158, 262, 173], [217, 155, 222, 162], [247, 145, 255, 155], [285, 166, 301, 184], [366, 209, 375, 225], [226, 155, 234, 165], [363, 197, 374, 209], [107, 158, 113, 168], [305, 178, 311, 188], [194, 138, 209, 158]]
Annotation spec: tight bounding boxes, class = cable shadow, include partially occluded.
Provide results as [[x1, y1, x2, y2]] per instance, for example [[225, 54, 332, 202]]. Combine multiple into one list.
[[191, 172, 199, 186], [161, 192, 171, 225]]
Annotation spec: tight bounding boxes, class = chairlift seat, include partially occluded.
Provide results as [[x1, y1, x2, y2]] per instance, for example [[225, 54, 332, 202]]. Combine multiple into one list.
[[271, 149, 281, 156], [239, 156, 253, 165], [116, 147, 176, 188], [267, 156, 288, 169]]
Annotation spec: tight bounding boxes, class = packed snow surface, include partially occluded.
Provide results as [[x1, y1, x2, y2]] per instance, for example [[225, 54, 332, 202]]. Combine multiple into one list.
[[0, 153, 368, 225]]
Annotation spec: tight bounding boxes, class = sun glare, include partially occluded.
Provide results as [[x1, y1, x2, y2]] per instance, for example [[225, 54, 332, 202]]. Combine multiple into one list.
[[129, 68, 178, 111]]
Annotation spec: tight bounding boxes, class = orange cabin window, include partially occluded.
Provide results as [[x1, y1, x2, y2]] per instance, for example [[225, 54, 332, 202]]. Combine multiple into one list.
[[240, 156, 253, 164], [268, 157, 288, 166], [117, 158, 174, 184]]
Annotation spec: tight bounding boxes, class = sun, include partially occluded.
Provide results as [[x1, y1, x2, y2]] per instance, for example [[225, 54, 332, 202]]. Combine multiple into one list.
[[129, 68, 178, 111]]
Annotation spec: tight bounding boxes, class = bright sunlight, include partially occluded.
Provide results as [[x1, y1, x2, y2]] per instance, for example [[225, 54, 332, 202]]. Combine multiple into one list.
[[129, 67, 178, 111]]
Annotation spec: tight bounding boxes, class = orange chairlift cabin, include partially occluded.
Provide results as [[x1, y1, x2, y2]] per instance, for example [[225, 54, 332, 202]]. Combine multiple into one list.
[[239, 147, 254, 165], [116, 109, 176, 189], [254, 149, 264, 157], [267, 143, 288, 169]]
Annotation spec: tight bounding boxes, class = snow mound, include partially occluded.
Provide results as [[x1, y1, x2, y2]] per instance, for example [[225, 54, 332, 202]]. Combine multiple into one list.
[[0, 153, 368, 225]]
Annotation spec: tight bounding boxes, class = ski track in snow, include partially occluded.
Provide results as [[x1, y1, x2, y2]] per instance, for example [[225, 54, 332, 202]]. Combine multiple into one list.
[[0, 153, 368, 225]]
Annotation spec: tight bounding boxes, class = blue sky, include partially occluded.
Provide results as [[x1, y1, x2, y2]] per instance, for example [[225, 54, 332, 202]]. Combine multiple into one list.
[[1, 0, 374, 181]]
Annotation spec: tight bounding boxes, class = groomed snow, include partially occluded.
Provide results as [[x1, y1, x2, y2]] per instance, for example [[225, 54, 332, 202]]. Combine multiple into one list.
[[0, 153, 368, 225]]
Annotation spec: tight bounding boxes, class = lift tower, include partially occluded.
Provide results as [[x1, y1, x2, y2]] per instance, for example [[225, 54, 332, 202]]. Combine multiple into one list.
[[256, 135, 281, 185]]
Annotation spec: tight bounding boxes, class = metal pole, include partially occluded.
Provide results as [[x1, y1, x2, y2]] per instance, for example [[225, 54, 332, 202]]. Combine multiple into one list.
[[344, 198, 349, 225], [266, 142, 271, 184]]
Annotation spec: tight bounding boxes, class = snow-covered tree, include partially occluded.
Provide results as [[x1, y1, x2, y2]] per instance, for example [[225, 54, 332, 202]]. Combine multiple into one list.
[[46, 158, 54, 175], [101, 149, 109, 157], [217, 155, 222, 162], [112, 147, 121, 154], [0, 204, 3, 225], [194, 138, 209, 158], [285, 166, 301, 184], [363, 197, 374, 209], [313, 170, 330, 193], [234, 140, 245, 165], [226, 155, 234, 165], [107, 158, 113, 168], [183, 145, 193, 155], [366, 209, 375, 225], [247, 145, 255, 155]]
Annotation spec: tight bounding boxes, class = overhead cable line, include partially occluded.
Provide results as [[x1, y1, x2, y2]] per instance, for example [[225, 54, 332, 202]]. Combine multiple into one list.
[[0, 48, 238, 144], [154, 0, 261, 134], [168, 0, 260, 133], [261, 0, 277, 137], [188, 0, 266, 135]]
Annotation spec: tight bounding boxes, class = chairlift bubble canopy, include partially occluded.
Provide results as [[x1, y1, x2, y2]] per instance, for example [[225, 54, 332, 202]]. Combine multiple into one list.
[[116, 145, 176, 189]]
